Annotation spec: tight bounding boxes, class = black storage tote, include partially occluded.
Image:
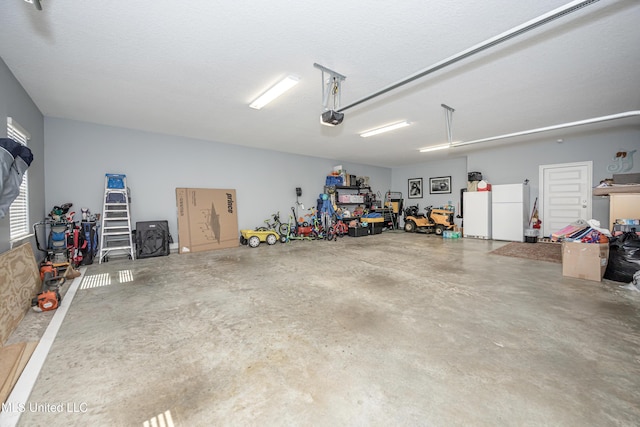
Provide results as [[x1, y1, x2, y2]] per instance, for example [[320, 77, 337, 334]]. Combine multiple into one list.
[[135, 220, 172, 259]]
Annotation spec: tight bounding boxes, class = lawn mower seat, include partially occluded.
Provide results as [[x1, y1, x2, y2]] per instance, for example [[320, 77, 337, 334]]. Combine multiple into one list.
[[405, 205, 423, 218], [425, 206, 433, 220]]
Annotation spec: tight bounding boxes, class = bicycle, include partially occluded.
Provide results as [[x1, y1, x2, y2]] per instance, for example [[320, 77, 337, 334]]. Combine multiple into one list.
[[332, 216, 349, 238], [256, 211, 289, 236], [325, 220, 337, 241], [323, 214, 348, 241], [306, 210, 320, 240]]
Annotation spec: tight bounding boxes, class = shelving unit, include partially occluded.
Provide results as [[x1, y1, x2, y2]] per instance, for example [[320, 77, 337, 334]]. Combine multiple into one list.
[[324, 179, 396, 234], [333, 186, 372, 208], [324, 185, 372, 222], [609, 193, 640, 230]]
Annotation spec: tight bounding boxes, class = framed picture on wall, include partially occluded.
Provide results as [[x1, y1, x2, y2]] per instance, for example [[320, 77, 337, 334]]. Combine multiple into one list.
[[429, 176, 451, 194], [408, 178, 423, 199]]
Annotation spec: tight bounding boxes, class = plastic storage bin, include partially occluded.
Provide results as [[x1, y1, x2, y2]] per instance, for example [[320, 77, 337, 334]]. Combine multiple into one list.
[[524, 228, 538, 243]]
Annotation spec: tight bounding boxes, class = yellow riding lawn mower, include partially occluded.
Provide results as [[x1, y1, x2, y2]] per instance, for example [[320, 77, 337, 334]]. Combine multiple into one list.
[[403, 205, 455, 236]]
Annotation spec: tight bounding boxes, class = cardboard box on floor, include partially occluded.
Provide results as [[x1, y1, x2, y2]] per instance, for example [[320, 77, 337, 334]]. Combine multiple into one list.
[[562, 242, 609, 282], [176, 188, 238, 254]]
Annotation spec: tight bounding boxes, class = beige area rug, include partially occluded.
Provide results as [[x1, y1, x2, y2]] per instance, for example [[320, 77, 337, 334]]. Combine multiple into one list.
[[490, 241, 563, 264]]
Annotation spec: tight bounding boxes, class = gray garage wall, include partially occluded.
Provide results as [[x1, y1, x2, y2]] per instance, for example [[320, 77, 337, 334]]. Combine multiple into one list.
[[0, 58, 45, 255], [389, 126, 640, 233], [41, 120, 640, 247], [44, 117, 391, 239], [391, 157, 468, 228], [465, 126, 640, 231]]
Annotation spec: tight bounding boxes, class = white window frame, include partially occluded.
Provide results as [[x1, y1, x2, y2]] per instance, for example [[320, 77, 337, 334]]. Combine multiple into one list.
[[7, 117, 31, 241]]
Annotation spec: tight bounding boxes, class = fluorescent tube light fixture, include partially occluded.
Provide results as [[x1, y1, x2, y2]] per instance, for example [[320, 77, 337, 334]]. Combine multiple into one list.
[[360, 121, 410, 138], [249, 75, 299, 110], [450, 111, 640, 148], [419, 143, 451, 153]]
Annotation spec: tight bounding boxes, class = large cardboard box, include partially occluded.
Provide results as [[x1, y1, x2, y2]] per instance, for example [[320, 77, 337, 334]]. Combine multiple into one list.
[[562, 242, 609, 282], [176, 188, 239, 254]]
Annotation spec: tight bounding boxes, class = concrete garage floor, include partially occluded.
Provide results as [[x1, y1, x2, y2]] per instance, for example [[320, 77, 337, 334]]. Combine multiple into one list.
[[10, 233, 640, 426]]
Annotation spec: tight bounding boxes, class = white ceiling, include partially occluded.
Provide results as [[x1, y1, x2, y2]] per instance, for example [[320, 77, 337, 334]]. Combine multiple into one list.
[[1, 0, 639, 167]]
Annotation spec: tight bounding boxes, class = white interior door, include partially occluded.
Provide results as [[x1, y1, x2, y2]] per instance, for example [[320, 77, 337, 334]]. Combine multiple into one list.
[[539, 161, 592, 237]]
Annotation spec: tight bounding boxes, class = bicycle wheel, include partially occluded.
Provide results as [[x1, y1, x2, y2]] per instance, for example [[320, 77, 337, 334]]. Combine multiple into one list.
[[279, 223, 290, 236], [310, 228, 319, 240], [327, 226, 336, 241]]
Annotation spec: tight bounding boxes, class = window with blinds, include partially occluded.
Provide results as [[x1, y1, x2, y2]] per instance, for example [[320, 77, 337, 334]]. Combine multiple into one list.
[[7, 117, 30, 240]]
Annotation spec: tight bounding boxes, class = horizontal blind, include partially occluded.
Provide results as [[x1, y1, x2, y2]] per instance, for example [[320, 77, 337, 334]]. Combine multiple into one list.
[[7, 118, 30, 240]]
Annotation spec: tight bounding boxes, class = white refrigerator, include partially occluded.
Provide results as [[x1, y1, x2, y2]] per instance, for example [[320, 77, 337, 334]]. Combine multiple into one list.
[[463, 191, 491, 239], [491, 183, 530, 242]]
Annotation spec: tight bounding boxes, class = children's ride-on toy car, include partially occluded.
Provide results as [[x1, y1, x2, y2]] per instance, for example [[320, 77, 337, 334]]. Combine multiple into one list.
[[403, 205, 454, 236], [239, 229, 281, 248]]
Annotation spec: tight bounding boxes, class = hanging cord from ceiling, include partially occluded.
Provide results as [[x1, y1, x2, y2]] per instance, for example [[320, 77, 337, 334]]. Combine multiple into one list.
[[314, 63, 346, 112], [337, 0, 600, 114], [314, 63, 347, 126], [331, 77, 340, 111]]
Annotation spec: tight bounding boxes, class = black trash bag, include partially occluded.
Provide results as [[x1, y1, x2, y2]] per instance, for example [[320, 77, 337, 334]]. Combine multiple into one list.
[[604, 232, 640, 283]]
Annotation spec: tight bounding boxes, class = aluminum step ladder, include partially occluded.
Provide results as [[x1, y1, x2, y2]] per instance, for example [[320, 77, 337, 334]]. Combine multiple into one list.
[[384, 190, 403, 231], [98, 174, 135, 263]]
